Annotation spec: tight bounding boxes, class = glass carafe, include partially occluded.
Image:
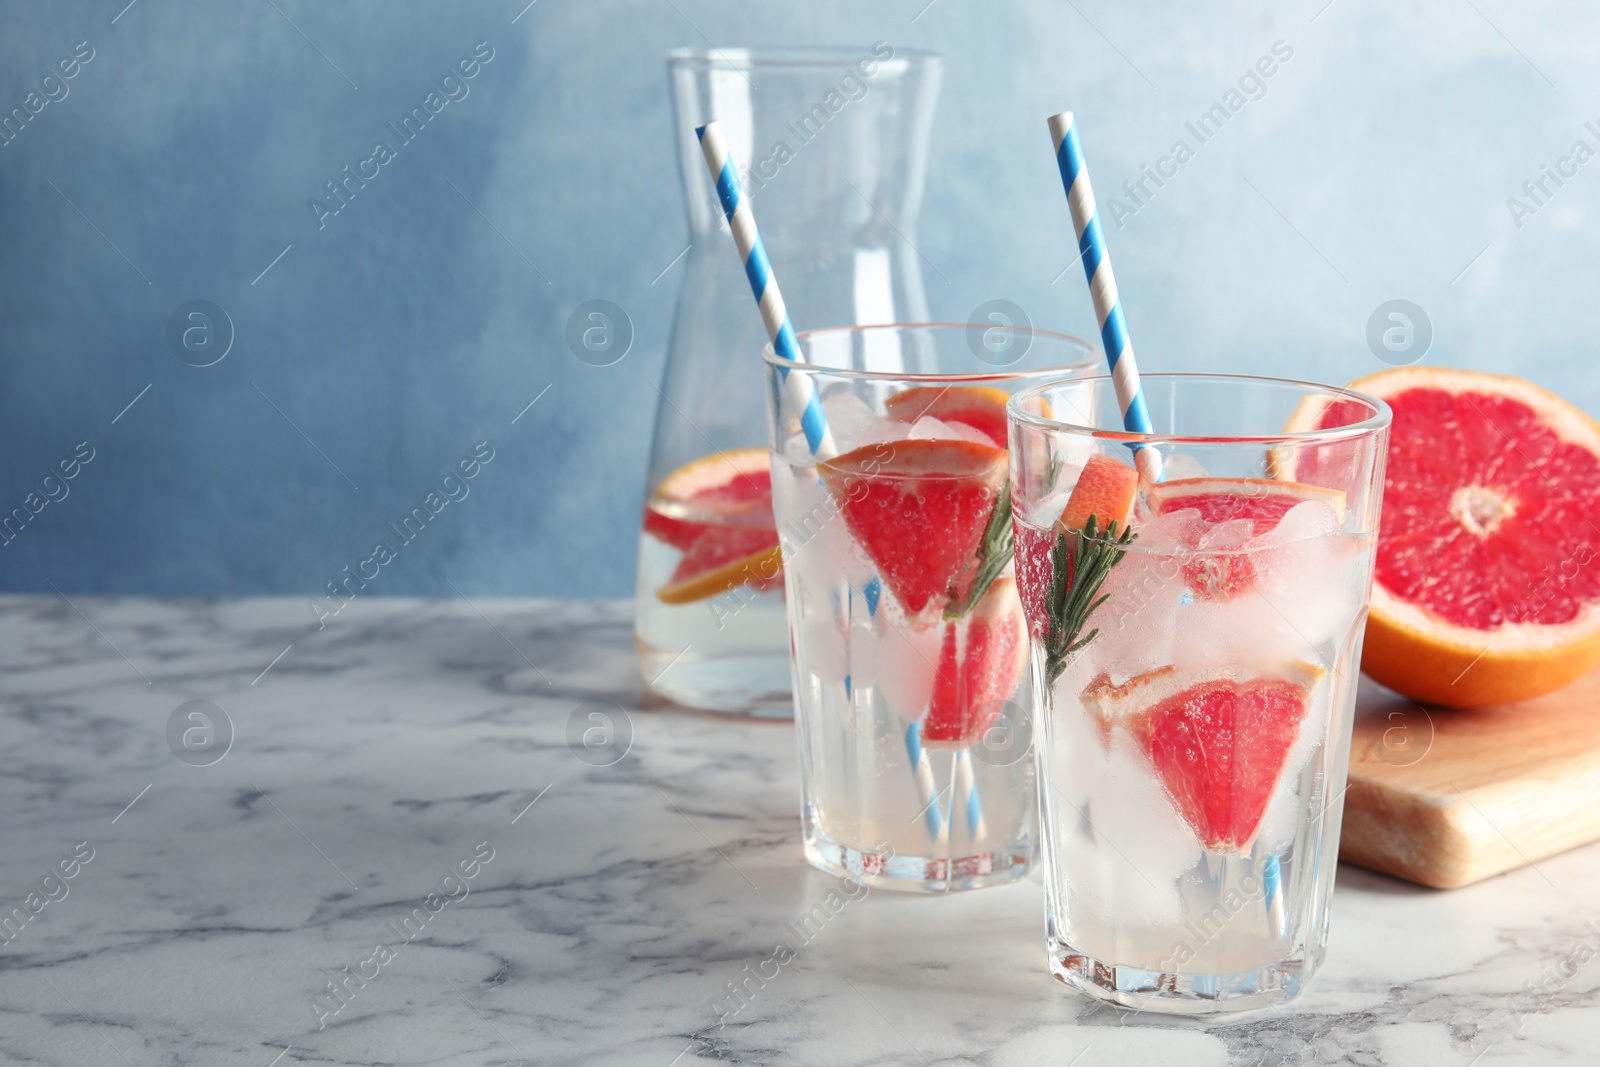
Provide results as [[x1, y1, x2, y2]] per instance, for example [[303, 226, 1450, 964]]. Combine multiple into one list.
[[636, 46, 944, 715]]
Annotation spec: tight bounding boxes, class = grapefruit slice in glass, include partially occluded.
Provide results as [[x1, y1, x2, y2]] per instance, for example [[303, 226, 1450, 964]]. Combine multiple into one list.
[[643, 448, 773, 550], [656, 528, 782, 605], [817, 438, 1007, 621], [1288, 366, 1600, 707], [1082, 661, 1327, 853], [644, 448, 782, 605], [922, 577, 1028, 746]]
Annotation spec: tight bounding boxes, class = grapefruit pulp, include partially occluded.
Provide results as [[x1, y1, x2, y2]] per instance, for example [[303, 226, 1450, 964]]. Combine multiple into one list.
[[817, 438, 1008, 620], [1288, 367, 1600, 707], [1081, 661, 1327, 853], [645, 449, 783, 605]]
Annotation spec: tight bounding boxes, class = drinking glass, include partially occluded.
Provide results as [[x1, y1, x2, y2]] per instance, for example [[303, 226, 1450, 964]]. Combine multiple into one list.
[[636, 46, 943, 716], [766, 323, 1098, 892], [1008, 373, 1390, 1010]]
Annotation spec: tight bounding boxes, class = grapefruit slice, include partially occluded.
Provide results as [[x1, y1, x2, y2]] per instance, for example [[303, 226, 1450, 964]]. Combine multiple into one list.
[[1015, 455, 1140, 634], [1146, 478, 1347, 601], [657, 527, 783, 605], [817, 438, 1008, 620], [645, 449, 782, 605], [1059, 454, 1140, 533], [1081, 661, 1327, 853], [643, 448, 774, 550], [922, 578, 1028, 746], [884, 386, 1011, 448], [1287, 367, 1600, 707]]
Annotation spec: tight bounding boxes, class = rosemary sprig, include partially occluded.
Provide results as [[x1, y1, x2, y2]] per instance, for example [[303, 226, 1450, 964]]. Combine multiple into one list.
[[1042, 514, 1137, 688], [1043, 445, 1067, 495], [944, 482, 1014, 621]]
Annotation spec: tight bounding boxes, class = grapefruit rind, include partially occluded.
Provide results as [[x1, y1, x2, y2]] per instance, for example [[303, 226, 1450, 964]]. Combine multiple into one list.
[[656, 544, 784, 606], [1304, 367, 1600, 708]]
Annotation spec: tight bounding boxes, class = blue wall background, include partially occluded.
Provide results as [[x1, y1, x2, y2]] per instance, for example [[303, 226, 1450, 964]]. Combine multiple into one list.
[[2, 0, 1597, 598]]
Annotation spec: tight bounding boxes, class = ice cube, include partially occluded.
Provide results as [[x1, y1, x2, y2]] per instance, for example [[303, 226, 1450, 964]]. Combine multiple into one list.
[[1046, 680, 1105, 811], [1198, 518, 1255, 553], [1259, 498, 1343, 544], [1159, 453, 1210, 481], [873, 615, 944, 725], [1081, 546, 1187, 682], [847, 620, 879, 692], [773, 459, 878, 590], [798, 608, 848, 685], [1131, 507, 1204, 554], [1025, 488, 1075, 529], [1171, 588, 1317, 669], [1249, 500, 1361, 654], [1093, 729, 1205, 886], [906, 414, 998, 449], [821, 390, 906, 452]]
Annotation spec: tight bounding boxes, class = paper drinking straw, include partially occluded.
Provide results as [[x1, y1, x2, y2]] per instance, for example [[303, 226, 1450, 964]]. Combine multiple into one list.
[[957, 749, 985, 839], [904, 723, 946, 842], [1047, 112, 1162, 483], [696, 121, 835, 460], [696, 119, 951, 843]]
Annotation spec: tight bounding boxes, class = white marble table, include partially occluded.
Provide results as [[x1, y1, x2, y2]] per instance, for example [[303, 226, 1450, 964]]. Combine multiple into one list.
[[2, 596, 1595, 1066]]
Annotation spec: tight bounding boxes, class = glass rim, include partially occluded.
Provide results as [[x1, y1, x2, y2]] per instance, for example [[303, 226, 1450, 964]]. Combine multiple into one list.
[[1007, 371, 1393, 445], [667, 46, 944, 70], [762, 322, 1101, 384]]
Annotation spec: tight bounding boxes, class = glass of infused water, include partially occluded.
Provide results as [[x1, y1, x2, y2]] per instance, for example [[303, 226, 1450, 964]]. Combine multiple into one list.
[[1007, 372, 1390, 1011], [766, 322, 1097, 892]]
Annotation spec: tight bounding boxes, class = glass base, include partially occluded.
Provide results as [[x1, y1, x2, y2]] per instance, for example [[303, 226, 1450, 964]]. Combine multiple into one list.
[[637, 639, 792, 717], [1048, 935, 1318, 1016], [803, 825, 1030, 894]]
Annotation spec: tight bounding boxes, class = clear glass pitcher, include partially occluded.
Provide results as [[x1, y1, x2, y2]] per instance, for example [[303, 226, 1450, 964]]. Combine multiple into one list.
[[635, 46, 944, 716]]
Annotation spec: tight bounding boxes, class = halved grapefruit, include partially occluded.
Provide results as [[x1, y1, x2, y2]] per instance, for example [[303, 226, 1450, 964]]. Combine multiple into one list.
[[1146, 478, 1347, 601], [884, 386, 1011, 448], [645, 449, 783, 605], [1081, 661, 1327, 853], [817, 438, 1007, 620], [1287, 367, 1600, 707], [922, 578, 1029, 746]]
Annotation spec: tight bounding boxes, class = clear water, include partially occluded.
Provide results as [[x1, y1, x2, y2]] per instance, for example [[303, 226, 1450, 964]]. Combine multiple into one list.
[[1018, 500, 1375, 1012]]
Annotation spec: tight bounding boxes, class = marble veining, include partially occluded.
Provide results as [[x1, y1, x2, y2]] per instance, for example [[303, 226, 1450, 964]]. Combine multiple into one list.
[[0, 595, 1595, 1065]]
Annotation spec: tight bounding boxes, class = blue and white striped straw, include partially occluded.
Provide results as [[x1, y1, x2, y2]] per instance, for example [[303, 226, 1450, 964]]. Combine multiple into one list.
[[1048, 111, 1161, 482], [696, 119, 959, 845], [696, 121, 836, 461]]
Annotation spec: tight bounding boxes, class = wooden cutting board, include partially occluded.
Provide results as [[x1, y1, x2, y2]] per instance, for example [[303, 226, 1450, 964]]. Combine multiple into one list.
[[1340, 666, 1600, 888]]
